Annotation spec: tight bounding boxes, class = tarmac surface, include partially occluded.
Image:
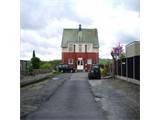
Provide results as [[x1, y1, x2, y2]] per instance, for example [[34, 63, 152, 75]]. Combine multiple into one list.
[[25, 72, 106, 120], [21, 73, 72, 118], [89, 78, 140, 120]]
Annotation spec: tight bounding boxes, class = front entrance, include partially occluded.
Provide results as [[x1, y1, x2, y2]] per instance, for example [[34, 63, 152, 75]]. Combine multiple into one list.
[[77, 58, 84, 71]]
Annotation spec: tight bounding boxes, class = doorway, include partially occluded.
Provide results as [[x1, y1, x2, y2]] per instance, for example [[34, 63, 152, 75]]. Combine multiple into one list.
[[77, 58, 84, 71]]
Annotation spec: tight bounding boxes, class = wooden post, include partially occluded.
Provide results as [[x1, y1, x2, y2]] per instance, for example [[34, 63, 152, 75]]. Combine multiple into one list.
[[126, 58, 128, 79], [133, 57, 135, 79], [111, 51, 116, 79]]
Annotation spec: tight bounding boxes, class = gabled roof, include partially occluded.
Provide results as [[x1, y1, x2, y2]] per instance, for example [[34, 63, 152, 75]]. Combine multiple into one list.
[[61, 29, 99, 48]]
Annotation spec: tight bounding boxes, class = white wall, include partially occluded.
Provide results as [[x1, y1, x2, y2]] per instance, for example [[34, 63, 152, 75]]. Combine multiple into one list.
[[126, 41, 140, 58]]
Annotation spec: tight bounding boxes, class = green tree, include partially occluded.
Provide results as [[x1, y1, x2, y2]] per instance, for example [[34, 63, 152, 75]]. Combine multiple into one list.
[[40, 63, 52, 69], [119, 52, 126, 60], [99, 58, 112, 65], [32, 50, 35, 57], [31, 50, 41, 69]]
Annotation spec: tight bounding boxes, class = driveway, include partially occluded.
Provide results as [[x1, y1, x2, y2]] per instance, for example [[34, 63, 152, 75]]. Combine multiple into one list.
[[25, 72, 106, 120]]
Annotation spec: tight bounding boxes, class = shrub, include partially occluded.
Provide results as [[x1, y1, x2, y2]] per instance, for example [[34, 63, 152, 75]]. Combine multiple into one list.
[[40, 63, 52, 70], [100, 66, 107, 77]]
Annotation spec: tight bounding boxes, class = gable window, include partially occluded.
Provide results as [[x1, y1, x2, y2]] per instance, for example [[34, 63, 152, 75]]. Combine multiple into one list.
[[68, 59, 73, 64], [79, 44, 82, 52], [69, 44, 73, 52], [87, 44, 92, 52]]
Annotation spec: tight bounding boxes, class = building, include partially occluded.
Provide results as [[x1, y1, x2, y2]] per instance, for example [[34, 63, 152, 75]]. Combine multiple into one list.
[[61, 24, 99, 71], [126, 41, 140, 58], [126, 41, 140, 81]]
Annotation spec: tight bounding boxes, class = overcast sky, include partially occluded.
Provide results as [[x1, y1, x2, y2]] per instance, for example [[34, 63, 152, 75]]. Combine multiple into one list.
[[20, 0, 139, 60]]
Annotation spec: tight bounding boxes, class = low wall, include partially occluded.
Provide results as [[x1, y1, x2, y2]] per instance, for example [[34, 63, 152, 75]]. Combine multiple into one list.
[[116, 75, 140, 85], [21, 72, 53, 87]]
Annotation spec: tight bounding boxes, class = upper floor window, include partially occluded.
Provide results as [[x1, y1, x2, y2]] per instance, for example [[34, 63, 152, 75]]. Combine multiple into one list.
[[79, 44, 82, 52], [68, 43, 73, 52], [87, 44, 91, 52]]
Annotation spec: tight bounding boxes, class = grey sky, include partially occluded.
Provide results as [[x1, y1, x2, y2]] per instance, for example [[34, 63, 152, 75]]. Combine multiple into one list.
[[21, 0, 139, 60]]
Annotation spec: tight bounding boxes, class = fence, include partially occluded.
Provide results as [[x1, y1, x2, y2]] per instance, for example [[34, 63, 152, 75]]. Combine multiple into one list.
[[20, 60, 30, 76], [115, 56, 140, 81], [20, 60, 52, 77]]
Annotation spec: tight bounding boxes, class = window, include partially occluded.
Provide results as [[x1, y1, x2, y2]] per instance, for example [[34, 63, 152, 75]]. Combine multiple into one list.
[[68, 59, 73, 64], [87, 44, 92, 52], [77, 60, 83, 65], [87, 59, 92, 64], [79, 44, 82, 52], [69, 44, 73, 52], [81, 61, 83, 65], [77, 60, 80, 65]]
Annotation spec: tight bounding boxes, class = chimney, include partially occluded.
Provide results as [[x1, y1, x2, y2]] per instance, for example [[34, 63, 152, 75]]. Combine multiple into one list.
[[79, 24, 82, 31]]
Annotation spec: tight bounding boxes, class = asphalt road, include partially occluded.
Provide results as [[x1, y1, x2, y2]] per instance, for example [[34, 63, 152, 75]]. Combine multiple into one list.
[[25, 72, 106, 120]]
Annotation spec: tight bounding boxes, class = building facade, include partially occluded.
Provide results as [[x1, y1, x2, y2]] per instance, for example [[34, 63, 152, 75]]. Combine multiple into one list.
[[61, 25, 99, 71]]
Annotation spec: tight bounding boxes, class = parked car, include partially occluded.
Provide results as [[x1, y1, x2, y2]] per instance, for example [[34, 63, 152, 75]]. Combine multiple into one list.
[[57, 64, 75, 73], [88, 64, 101, 79]]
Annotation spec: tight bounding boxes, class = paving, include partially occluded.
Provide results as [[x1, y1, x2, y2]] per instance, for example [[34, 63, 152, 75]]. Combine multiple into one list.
[[89, 78, 140, 120], [24, 72, 106, 120]]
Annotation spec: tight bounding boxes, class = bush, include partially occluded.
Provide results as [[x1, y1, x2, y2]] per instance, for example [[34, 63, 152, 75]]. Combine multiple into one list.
[[100, 66, 107, 77], [40, 63, 52, 70], [40, 60, 61, 70], [49, 60, 61, 70]]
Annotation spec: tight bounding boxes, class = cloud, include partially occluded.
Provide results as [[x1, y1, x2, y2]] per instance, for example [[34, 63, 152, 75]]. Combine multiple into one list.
[[21, 29, 61, 60], [110, 0, 140, 12], [21, 0, 92, 30], [116, 32, 139, 43], [21, 0, 140, 60], [83, 3, 139, 58]]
